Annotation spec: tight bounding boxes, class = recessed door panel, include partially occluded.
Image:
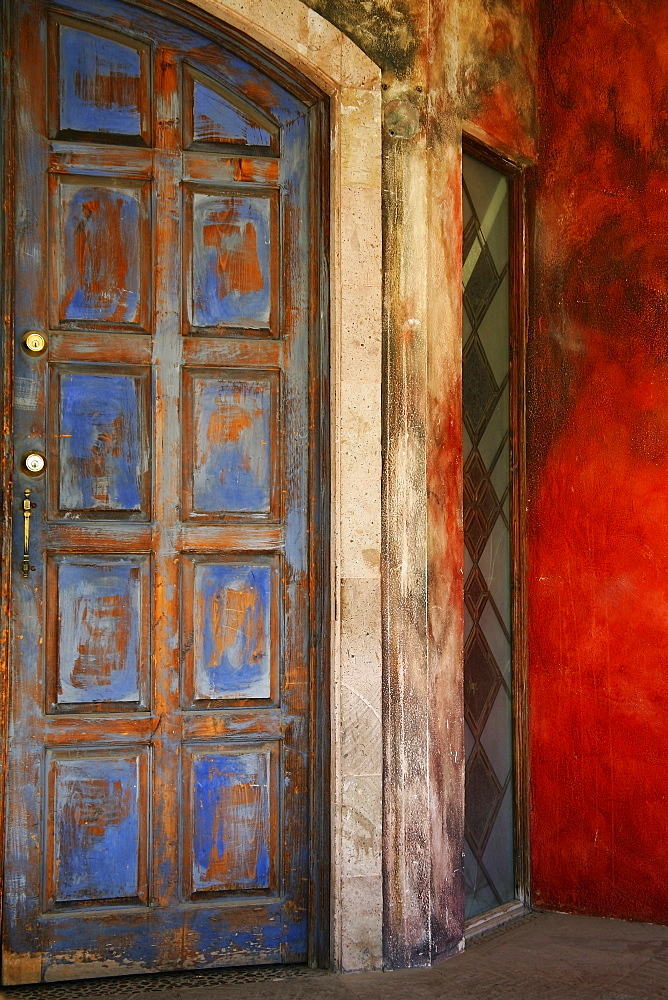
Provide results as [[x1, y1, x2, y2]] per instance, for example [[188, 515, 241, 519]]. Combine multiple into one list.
[[44, 747, 150, 910], [182, 555, 279, 706], [49, 366, 151, 519], [5, 0, 323, 982], [50, 176, 151, 331], [49, 15, 151, 144], [185, 187, 278, 334], [183, 744, 278, 898], [183, 369, 279, 518], [184, 67, 278, 154], [46, 554, 150, 712]]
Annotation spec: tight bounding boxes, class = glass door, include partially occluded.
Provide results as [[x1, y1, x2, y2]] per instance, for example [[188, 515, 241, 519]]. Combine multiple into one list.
[[462, 149, 517, 920]]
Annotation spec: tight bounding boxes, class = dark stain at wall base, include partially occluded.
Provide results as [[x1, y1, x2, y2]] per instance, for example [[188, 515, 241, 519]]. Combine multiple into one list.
[[303, 0, 420, 77]]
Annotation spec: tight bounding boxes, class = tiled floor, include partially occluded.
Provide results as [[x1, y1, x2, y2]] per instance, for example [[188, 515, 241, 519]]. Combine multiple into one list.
[[1, 912, 667, 1000]]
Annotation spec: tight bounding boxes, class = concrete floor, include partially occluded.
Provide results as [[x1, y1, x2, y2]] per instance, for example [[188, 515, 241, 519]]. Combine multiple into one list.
[[1, 912, 667, 1000]]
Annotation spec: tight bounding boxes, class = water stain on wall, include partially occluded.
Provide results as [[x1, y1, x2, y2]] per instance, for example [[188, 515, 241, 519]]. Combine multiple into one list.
[[304, 0, 420, 77], [457, 0, 537, 156]]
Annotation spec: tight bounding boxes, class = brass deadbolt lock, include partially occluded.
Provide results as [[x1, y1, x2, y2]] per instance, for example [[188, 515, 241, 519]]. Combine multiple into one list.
[[21, 331, 47, 355], [23, 452, 46, 475]]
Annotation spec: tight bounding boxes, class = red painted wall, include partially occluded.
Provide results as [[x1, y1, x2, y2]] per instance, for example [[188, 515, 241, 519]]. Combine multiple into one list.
[[530, 0, 668, 922]]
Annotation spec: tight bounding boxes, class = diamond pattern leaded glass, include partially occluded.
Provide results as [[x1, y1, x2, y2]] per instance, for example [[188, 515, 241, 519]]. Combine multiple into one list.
[[462, 152, 514, 921]]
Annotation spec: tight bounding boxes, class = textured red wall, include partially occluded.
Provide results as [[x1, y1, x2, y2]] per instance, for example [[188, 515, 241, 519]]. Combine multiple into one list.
[[459, 0, 538, 161], [530, 0, 668, 922]]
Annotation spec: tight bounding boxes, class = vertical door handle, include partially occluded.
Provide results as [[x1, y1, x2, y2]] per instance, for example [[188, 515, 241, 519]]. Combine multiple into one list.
[[21, 489, 34, 578]]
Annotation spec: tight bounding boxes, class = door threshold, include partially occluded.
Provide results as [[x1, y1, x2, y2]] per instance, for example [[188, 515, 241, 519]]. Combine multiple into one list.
[[465, 900, 531, 941], [0, 964, 326, 998]]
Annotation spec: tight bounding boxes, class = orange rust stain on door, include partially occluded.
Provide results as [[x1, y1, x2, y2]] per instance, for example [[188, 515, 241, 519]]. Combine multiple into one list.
[[63, 193, 135, 322], [205, 583, 266, 673], [71, 593, 131, 689], [73, 69, 140, 113], [204, 396, 263, 477], [202, 209, 264, 297], [206, 779, 266, 884]]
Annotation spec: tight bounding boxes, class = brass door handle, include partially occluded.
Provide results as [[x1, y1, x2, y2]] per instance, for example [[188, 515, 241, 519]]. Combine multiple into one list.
[[21, 489, 35, 578]]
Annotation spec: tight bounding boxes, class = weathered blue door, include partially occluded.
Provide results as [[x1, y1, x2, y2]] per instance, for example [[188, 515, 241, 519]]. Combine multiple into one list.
[[3, 0, 325, 983]]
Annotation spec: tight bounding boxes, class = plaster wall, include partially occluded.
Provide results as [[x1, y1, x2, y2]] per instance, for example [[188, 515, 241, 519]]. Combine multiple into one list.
[[530, 0, 668, 924]]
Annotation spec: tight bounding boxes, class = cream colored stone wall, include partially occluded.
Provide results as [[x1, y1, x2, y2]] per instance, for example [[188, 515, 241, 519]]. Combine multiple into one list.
[[188, 0, 384, 972]]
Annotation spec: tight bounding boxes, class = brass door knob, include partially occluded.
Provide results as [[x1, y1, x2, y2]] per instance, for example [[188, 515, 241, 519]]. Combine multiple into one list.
[[23, 452, 45, 475], [21, 331, 47, 355]]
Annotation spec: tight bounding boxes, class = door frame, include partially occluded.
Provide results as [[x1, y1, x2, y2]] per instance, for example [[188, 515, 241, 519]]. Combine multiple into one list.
[[462, 126, 532, 926], [0, 0, 12, 967], [0, 0, 333, 972]]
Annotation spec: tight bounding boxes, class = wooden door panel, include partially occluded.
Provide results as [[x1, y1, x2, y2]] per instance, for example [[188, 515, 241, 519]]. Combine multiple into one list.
[[45, 552, 151, 712], [179, 51, 298, 144], [48, 365, 152, 518], [50, 174, 152, 331], [184, 67, 279, 155], [185, 186, 278, 335], [44, 746, 150, 909], [183, 368, 279, 518], [181, 554, 279, 707], [182, 743, 279, 897], [48, 14, 151, 145], [5, 0, 321, 983]]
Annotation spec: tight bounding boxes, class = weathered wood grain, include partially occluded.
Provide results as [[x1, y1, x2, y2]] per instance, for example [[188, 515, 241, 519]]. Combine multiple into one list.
[[2, 0, 327, 982]]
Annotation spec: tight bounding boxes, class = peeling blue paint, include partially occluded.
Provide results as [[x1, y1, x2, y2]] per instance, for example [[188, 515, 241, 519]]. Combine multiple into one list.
[[57, 558, 141, 704], [195, 562, 272, 700], [192, 751, 271, 892], [59, 25, 143, 135], [61, 184, 141, 324], [192, 375, 272, 514], [59, 371, 143, 511], [53, 755, 140, 903], [193, 80, 272, 147], [192, 194, 271, 328]]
